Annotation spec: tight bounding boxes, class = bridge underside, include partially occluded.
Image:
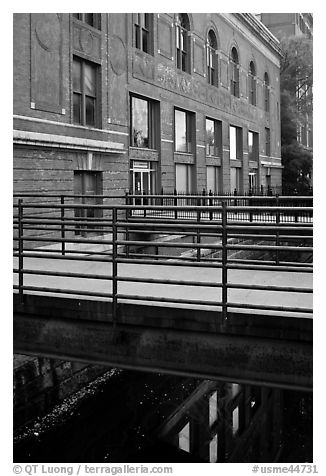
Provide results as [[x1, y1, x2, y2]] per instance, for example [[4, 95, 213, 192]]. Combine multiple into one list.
[[13, 294, 312, 392]]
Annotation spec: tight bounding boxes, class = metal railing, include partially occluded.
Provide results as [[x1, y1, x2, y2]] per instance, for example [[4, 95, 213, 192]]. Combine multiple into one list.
[[13, 195, 313, 322], [125, 192, 313, 223]]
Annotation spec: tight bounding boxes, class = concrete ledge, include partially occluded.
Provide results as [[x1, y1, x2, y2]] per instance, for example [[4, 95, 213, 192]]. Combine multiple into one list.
[[13, 130, 126, 154]]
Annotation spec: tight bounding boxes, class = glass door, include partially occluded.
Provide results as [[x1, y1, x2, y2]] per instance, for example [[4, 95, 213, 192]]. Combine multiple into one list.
[[131, 161, 155, 205]]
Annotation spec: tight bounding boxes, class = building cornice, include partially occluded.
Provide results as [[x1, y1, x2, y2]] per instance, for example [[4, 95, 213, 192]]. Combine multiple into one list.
[[233, 13, 284, 60]]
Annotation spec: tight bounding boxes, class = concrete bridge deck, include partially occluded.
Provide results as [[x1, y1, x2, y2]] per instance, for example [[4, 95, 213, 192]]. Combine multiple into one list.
[[13, 255, 312, 316]]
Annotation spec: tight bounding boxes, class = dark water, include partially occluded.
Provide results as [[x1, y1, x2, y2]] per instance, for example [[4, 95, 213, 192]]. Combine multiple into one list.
[[13, 369, 312, 463]]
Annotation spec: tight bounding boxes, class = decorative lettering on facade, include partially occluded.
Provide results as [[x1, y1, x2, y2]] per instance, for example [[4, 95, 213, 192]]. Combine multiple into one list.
[[133, 52, 258, 121], [133, 52, 155, 81]]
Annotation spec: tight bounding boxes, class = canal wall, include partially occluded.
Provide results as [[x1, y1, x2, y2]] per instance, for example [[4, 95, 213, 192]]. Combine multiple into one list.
[[13, 354, 108, 430]]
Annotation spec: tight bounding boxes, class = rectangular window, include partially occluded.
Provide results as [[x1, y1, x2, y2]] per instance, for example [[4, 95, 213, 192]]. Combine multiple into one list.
[[73, 57, 99, 127], [207, 47, 218, 86], [134, 14, 152, 54], [130, 95, 158, 149], [176, 23, 189, 72], [207, 166, 221, 194], [230, 167, 241, 193], [206, 118, 222, 157], [73, 13, 101, 29], [175, 109, 193, 153], [176, 163, 193, 193], [264, 85, 270, 112], [248, 131, 259, 161], [230, 126, 242, 161], [265, 127, 271, 156]]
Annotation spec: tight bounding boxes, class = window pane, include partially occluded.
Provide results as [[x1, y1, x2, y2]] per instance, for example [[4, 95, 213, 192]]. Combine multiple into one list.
[[175, 110, 187, 152], [84, 14, 94, 26], [73, 59, 82, 92], [248, 131, 253, 155], [73, 93, 82, 124], [142, 29, 148, 53], [85, 96, 95, 126], [135, 25, 140, 49], [206, 119, 215, 155], [230, 126, 237, 160], [132, 97, 149, 148], [84, 63, 96, 96]]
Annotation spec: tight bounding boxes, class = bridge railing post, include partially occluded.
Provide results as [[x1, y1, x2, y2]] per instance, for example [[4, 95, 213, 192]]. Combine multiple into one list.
[[112, 207, 118, 325], [196, 197, 201, 262], [61, 195, 65, 256], [222, 200, 228, 321], [125, 191, 130, 259], [18, 199, 24, 304], [275, 194, 280, 265]]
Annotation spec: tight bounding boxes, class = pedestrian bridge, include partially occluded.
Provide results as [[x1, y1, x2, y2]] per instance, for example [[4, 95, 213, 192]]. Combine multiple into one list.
[[13, 194, 313, 391]]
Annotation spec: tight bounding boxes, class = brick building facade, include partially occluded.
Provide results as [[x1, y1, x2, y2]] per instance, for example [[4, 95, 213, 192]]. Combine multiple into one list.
[[13, 13, 283, 200]]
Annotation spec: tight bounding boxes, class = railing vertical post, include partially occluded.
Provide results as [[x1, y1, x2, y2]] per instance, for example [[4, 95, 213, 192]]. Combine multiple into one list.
[[174, 189, 178, 220], [18, 199, 24, 304], [209, 189, 213, 221], [61, 195, 65, 256], [275, 194, 280, 265], [112, 207, 118, 326], [221, 200, 228, 322], [125, 191, 130, 258], [196, 198, 201, 262]]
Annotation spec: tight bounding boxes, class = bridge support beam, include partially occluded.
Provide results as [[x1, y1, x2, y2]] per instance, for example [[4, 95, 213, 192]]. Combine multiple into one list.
[[14, 309, 312, 392]]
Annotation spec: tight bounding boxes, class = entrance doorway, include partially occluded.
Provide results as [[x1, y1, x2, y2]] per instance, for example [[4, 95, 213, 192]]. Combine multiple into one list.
[[74, 171, 103, 235], [130, 161, 156, 205]]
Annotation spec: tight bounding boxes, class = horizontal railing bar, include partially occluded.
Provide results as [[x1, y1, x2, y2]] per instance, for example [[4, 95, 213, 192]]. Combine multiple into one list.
[[14, 267, 312, 294], [227, 301, 312, 314], [226, 258, 312, 268], [226, 262, 313, 273], [21, 236, 114, 245], [14, 202, 313, 212], [116, 276, 223, 288], [14, 269, 113, 281], [14, 286, 113, 299], [116, 239, 223, 250], [14, 252, 113, 262], [13, 192, 312, 200], [116, 257, 223, 268], [227, 234, 312, 241], [115, 293, 223, 307], [227, 283, 312, 293], [226, 244, 313, 252]]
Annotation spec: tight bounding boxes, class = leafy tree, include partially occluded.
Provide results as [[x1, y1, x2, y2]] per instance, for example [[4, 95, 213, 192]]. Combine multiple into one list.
[[280, 36, 313, 194]]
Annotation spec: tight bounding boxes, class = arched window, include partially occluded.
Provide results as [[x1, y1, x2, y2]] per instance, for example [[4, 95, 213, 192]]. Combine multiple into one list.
[[249, 61, 256, 106], [230, 47, 239, 97], [207, 30, 218, 86], [264, 72, 270, 112], [176, 14, 190, 73]]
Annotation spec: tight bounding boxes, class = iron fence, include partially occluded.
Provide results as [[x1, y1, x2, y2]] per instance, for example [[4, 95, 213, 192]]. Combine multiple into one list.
[[13, 195, 313, 322]]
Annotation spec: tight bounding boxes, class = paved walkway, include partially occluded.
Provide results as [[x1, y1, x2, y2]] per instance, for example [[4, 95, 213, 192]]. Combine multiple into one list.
[[13, 256, 312, 318]]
